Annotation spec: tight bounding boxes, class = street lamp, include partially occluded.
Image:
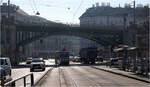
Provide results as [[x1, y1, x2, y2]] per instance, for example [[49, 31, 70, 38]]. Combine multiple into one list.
[[128, 0, 136, 24], [7, 0, 10, 57]]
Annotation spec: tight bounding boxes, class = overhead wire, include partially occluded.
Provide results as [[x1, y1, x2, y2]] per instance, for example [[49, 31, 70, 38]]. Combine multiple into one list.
[[28, 0, 36, 14], [32, 0, 38, 12], [73, 0, 84, 24], [0, 0, 3, 5], [31, 0, 40, 15]]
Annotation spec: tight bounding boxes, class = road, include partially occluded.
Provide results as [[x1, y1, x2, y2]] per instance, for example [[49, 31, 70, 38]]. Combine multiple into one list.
[[37, 62, 149, 87], [11, 59, 54, 86]]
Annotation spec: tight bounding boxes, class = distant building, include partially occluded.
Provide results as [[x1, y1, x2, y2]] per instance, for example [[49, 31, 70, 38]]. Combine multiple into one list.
[[79, 3, 148, 28], [0, 3, 56, 25], [1, 3, 30, 23]]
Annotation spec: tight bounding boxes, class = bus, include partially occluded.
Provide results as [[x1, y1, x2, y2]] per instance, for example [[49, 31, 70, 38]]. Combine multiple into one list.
[[55, 51, 70, 65]]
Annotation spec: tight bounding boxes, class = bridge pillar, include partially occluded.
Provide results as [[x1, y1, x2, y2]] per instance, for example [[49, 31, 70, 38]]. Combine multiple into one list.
[[3, 24, 18, 65]]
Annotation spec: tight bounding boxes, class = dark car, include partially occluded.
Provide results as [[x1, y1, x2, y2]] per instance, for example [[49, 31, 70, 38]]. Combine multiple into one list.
[[0, 57, 12, 82], [108, 58, 122, 67], [30, 58, 45, 72], [110, 58, 119, 65], [26, 57, 32, 64]]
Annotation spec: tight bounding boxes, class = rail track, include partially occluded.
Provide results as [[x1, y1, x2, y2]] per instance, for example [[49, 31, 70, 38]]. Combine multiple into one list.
[[58, 66, 78, 87]]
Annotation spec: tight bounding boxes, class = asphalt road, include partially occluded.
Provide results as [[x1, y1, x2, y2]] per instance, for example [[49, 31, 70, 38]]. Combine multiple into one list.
[[11, 59, 54, 87], [37, 63, 149, 87]]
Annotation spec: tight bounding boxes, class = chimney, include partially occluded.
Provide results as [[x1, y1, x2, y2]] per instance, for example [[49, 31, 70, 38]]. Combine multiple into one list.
[[101, 2, 106, 7], [119, 4, 121, 8], [107, 2, 110, 7], [124, 3, 131, 8], [92, 4, 95, 8], [137, 4, 143, 8], [3, 3, 7, 6], [96, 3, 99, 7]]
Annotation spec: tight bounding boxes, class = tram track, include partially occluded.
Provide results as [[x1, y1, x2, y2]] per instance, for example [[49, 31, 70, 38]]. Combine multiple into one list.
[[67, 67, 102, 87], [58, 66, 78, 87]]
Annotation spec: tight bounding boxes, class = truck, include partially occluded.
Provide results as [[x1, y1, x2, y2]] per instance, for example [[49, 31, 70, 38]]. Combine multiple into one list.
[[79, 47, 98, 64]]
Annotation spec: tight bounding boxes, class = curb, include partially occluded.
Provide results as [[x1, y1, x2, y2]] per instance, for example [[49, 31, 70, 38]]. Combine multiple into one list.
[[91, 66, 150, 83], [34, 67, 53, 86]]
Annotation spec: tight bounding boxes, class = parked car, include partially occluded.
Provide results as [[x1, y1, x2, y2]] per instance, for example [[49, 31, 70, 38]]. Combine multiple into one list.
[[30, 58, 45, 72], [26, 57, 32, 64], [108, 58, 123, 67], [72, 56, 80, 62], [110, 58, 119, 65], [97, 56, 103, 62], [0, 57, 12, 82]]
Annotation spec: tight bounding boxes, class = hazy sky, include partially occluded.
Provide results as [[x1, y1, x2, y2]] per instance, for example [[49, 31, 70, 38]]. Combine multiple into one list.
[[1, 0, 149, 24]]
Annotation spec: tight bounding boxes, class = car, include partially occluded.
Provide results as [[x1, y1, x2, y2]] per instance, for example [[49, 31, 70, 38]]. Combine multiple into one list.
[[26, 57, 32, 64], [72, 56, 80, 62], [69, 56, 74, 61], [30, 58, 45, 72], [0, 57, 12, 82], [97, 56, 103, 62], [109, 58, 121, 67]]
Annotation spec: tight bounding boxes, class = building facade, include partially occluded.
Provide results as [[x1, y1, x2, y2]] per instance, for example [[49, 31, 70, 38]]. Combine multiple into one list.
[[79, 3, 148, 28]]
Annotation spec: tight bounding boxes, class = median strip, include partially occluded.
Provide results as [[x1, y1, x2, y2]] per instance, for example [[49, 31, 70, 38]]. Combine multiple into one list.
[[34, 67, 54, 86]]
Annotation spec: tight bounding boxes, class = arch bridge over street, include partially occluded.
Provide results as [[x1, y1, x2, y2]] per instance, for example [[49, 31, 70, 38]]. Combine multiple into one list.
[[2, 22, 123, 65], [16, 24, 123, 47]]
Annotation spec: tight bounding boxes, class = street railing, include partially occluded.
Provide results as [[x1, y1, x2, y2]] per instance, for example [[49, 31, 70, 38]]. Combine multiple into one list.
[[4, 73, 34, 87]]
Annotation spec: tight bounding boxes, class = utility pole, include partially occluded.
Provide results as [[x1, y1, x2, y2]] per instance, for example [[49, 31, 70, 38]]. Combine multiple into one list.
[[123, 13, 127, 44], [133, 0, 136, 25], [7, 0, 10, 56]]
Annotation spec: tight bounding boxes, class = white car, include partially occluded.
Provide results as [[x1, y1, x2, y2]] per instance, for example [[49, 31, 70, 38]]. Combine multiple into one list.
[[30, 58, 45, 72], [0, 57, 12, 82]]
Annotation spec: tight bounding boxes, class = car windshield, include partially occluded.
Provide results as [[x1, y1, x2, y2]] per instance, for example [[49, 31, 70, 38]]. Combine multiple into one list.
[[0, 59, 5, 65], [32, 59, 43, 62], [27, 58, 32, 60]]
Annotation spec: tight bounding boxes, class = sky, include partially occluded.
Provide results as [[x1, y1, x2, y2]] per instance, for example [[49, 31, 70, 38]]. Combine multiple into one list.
[[1, 0, 150, 24]]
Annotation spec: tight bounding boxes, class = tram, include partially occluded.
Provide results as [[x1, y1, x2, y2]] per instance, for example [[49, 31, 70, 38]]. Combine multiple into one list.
[[55, 51, 70, 65]]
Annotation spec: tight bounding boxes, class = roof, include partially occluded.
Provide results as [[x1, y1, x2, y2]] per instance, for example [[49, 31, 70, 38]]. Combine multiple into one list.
[[80, 6, 149, 19]]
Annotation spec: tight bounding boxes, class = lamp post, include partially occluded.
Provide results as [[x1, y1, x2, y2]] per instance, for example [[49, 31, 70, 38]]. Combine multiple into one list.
[[133, 0, 136, 25], [7, 0, 10, 57]]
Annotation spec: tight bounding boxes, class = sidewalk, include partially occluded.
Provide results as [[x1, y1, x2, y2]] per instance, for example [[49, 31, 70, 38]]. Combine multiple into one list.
[[92, 65, 150, 83]]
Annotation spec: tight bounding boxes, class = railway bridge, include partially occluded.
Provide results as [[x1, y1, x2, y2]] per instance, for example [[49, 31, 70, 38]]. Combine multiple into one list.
[[1, 17, 123, 65]]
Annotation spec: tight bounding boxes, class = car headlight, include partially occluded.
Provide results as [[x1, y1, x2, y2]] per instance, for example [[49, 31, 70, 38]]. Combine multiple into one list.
[[0, 67, 3, 70]]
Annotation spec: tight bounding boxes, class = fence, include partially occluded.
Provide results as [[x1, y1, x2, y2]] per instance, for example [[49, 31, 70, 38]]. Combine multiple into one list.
[[1, 73, 34, 87]]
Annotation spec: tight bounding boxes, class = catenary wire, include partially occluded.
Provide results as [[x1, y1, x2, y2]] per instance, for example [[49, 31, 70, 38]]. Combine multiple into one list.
[[73, 0, 84, 23]]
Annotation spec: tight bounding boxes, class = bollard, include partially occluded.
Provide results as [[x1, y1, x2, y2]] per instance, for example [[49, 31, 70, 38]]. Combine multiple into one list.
[[24, 77, 26, 87], [31, 74, 34, 86], [0, 78, 5, 87]]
